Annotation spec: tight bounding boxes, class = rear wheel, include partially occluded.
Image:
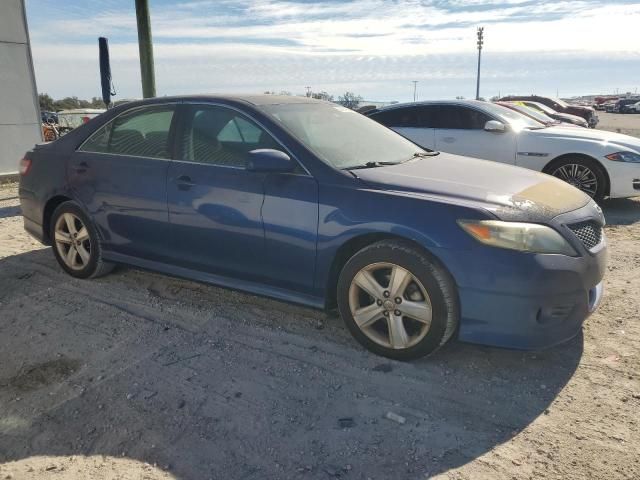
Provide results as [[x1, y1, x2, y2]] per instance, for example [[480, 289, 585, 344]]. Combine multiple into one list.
[[337, 240, 458, 360], [547, 156, 607, 203], [50, 201, 114, 279]]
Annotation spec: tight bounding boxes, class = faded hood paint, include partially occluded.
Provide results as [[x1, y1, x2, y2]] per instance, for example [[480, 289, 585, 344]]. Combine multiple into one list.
[[355, 152, 591, 222]]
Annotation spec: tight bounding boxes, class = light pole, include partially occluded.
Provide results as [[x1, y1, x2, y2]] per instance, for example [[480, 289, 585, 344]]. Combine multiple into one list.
[[412, 81, 418, 102], [135, 0, 156, 98], [475, 27, 484, 100]]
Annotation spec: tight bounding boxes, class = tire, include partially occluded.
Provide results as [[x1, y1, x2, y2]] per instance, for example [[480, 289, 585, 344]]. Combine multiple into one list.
[[546, 156, 607, 203], [49, 201, 114, 279], [337, 240, 458, 360]]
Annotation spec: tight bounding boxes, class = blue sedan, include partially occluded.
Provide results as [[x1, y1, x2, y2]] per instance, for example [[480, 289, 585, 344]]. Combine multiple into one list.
[[18, 95, 606, 359]]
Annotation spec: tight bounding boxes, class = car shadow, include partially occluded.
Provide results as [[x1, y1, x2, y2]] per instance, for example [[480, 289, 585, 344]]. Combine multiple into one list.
[[0, 248, 583, 479], [601, 197, 640, 226], [0, 204, 21, 219]]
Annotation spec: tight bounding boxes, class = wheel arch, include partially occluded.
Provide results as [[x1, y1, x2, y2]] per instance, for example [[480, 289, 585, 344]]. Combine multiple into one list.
[[324, 232, 455, 310], [42, 195, 73, 244], [542, 153, 610, 197]]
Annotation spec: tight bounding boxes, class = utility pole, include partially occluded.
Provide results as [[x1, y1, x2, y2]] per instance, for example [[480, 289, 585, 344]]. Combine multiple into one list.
[[135, 0, 156, 98], [412, 81, 418, 102], [475, 27, 484, 100], [305, 86, 312, 97]]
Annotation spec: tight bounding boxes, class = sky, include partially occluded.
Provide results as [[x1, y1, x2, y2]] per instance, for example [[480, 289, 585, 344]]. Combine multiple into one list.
[[25, 0, 640, 103]]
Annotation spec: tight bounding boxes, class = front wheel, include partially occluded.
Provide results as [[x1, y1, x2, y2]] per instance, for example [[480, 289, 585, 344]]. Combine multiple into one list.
[[337, 240, 458, 360], [50, 201, 114, 279], [547, 157, 607, 203]]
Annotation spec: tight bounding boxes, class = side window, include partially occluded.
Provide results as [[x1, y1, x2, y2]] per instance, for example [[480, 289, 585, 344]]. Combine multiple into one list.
[[415, 105, 439, 128], [80, 107, 175, 159], [80, 123, 112, 153], [370, 108, 419, 128], [436, 106, 491, 129], [182, 106, 281, 167]]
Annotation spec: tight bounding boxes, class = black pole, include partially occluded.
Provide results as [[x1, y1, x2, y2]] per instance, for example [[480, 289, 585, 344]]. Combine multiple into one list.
[[98, 37, 114, 107], [135, 0, 156, 98]]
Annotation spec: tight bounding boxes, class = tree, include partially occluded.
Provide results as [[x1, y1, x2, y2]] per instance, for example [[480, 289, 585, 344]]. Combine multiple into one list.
[[39, 93, 55, 112], [338, 92, 363, 110], [311, 91, 333, 101], [90, 97, 106, 109]]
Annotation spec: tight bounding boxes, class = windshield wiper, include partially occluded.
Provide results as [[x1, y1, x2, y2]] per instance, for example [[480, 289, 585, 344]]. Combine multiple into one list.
[[343, 161, 400, 170], [343, 151, 440, 170], [411, 151, 440, 158]]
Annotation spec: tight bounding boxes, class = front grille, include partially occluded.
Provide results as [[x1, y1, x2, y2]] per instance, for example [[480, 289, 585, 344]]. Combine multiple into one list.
[[568, 221, 602, 250]]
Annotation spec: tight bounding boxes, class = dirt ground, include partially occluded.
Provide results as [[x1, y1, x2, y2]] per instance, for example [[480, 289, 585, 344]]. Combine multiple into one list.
[[596, 111, 640, 138], [0, 175, 639, 480]]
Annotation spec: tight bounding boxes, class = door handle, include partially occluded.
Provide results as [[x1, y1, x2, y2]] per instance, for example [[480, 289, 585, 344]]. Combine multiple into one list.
[[73, 161, 89, 174], [175, 175, 196, 190], [441, 137, 455, 143]]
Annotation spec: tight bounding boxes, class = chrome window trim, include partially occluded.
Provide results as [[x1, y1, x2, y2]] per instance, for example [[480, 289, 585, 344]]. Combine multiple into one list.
[[74, 150, 173, 162]]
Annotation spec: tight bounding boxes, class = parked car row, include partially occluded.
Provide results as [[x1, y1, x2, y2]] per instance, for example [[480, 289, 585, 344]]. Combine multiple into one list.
[[498, 95, 598, 127], [495, 101, 583, 128], [599, 97, 640, 113], [20, 94, 616, 360]]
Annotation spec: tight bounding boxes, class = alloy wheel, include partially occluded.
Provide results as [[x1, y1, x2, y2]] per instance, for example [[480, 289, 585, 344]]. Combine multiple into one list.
[[551, 163, 598, 197], [348, 262, 433, 350], [54, 213, 91, 271]]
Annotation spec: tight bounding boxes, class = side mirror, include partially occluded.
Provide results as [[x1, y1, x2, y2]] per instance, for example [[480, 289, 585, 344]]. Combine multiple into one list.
[[484, 120, 506, 133], [246, 149, 295, 173]]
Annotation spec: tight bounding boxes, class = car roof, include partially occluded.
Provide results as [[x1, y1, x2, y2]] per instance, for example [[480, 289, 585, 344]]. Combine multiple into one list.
[[114, 94, 325, 109], [372, 99, 490, 113]]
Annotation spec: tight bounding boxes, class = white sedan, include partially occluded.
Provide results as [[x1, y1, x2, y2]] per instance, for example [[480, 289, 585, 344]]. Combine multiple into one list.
[[367, 100, 640, 201]]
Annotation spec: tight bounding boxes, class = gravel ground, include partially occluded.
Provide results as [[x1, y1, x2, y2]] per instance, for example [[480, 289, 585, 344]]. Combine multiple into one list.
[[0, 181, 638, 480], [596, 111, 640, 138]]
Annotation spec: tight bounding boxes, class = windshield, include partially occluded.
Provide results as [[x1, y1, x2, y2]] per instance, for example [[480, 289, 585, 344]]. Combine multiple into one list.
[[262, 103, 425, 169], [499, 103, 554, 125], [552, 97, 568, 108], [528, 102, 557, 115], [478, 102, 543, 130]]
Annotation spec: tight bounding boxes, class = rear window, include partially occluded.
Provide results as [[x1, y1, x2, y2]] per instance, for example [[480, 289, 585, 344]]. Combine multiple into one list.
[[79, 107, 175, 159]]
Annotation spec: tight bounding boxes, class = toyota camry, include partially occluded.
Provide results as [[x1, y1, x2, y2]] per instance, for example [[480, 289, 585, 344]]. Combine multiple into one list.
[[19, 95, 606, 359]]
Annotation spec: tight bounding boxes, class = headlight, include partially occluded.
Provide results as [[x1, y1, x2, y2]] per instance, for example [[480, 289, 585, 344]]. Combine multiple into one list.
[[458, 220, 577, 255], [605, 151, 640, 163]]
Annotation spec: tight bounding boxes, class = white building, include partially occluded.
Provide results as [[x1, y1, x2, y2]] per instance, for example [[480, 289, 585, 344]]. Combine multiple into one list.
[[0, 0, 41, 176]]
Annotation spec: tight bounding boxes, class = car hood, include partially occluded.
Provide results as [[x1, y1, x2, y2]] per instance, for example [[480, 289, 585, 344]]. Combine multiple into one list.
[[533, 126, 640, 153], [567, 105, 595, 114], [355, 152, 591, 222], [555, 112, 586, 124]]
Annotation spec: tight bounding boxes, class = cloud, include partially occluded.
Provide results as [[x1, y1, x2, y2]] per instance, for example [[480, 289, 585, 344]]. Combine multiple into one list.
[[25, 0, 640, 100]]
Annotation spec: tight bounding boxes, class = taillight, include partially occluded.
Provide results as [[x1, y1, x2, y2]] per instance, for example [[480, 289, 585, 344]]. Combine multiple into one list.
[[19, 157, 32, 176]]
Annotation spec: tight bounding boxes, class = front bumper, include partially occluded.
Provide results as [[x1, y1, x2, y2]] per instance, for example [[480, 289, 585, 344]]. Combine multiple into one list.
[[605, 160, 640, 198], [433, 209, 607, 350]]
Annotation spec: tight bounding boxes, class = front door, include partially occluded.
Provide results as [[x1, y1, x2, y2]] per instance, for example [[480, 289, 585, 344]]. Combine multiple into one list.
[[433, 105, 516, 164], [167, 103, 319, 293], [167, 104, 274, 281]]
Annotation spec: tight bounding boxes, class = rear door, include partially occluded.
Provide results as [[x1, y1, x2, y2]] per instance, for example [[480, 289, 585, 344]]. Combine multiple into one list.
[[70, 105, 176, 261], [433, 105, 516, 164]]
